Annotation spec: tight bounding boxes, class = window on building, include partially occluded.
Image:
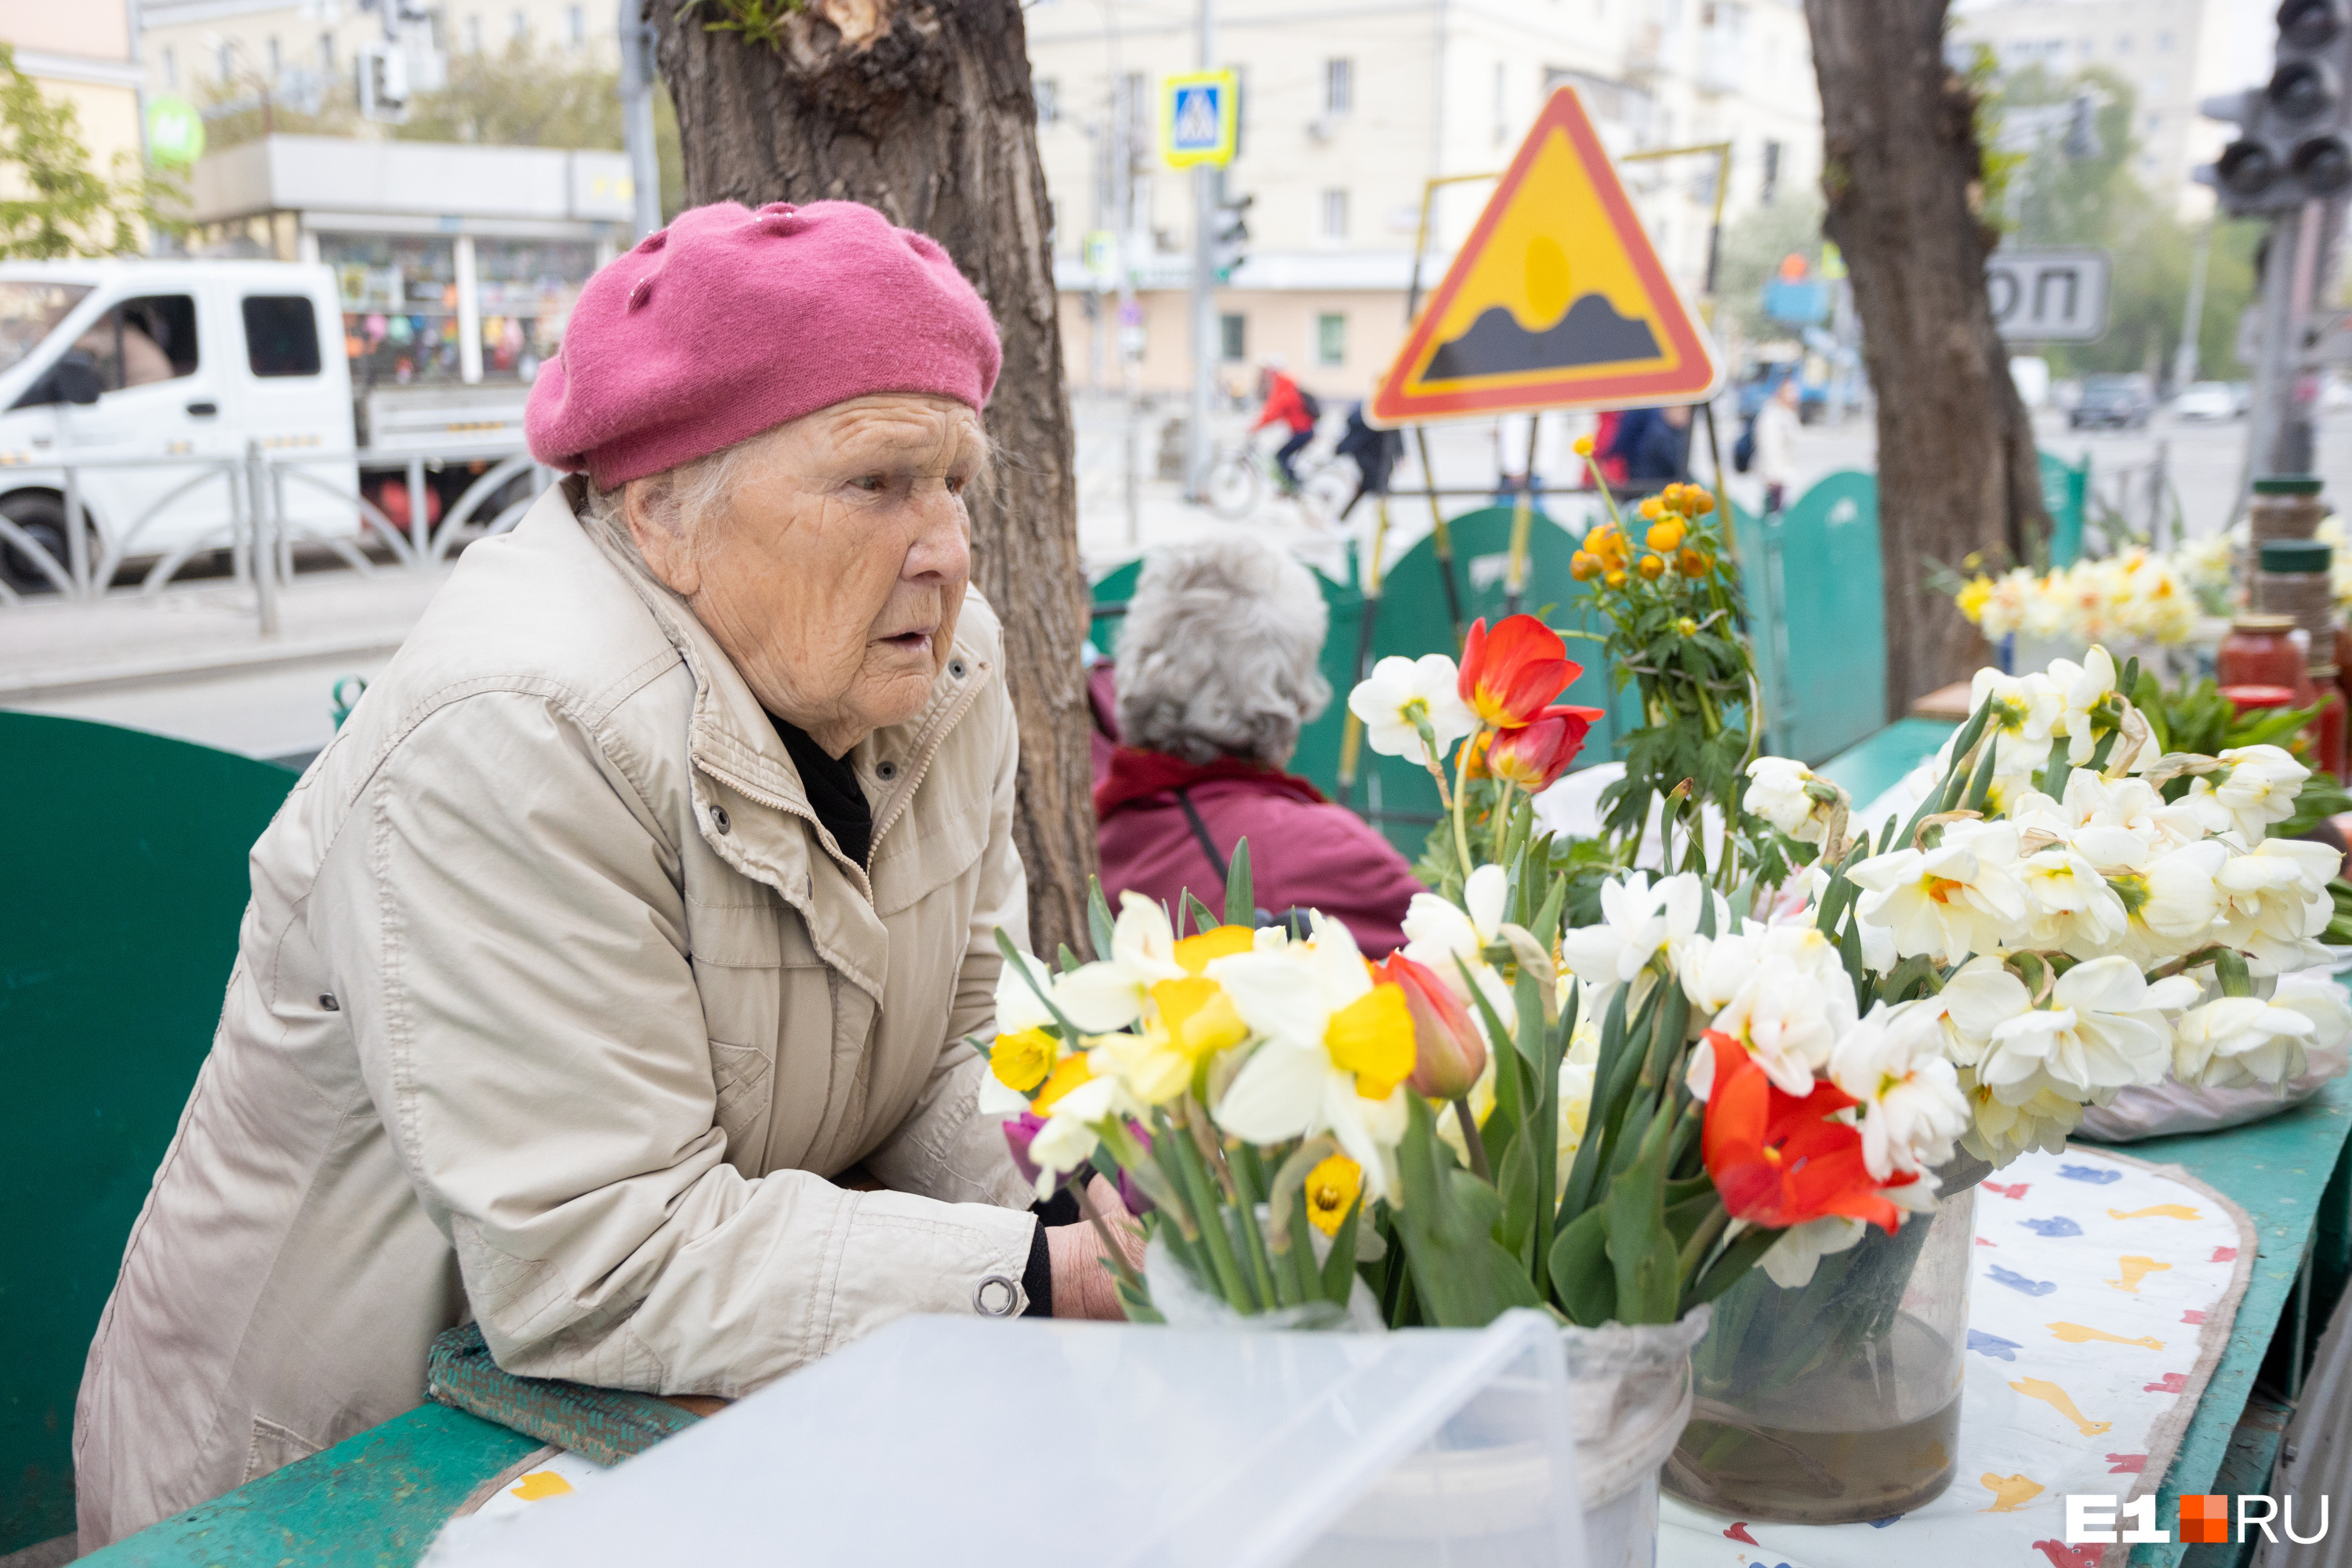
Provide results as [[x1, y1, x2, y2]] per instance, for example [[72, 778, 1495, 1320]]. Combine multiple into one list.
[[216, 40, 234, 82], [1761, 138, 1782, 203], [1035, 77, 1059, 125], [1321, 189, 1348, 238], [474, 238, 599, 379], [267, 36, 281, 78], [466, 15, 484, 52], [2155, 29, 2174, 50], [319, 232, 463, 384], [1316, 313, 1345, 366], [511, 9, 528, 39], [162, 46, 176, 89], [1494, 61, 1508, 143], [1324, 58, 1352, 115], [2114, 32, 2132, 53], [1219, 313, 1247, 362], [241, 296, 321, 378], [318, 32, 335, 70], [1120, 71, 1149, 147], [2145, 112, 2161, 133], [568, 5, 586, 44], [71, 296, 199, 391]]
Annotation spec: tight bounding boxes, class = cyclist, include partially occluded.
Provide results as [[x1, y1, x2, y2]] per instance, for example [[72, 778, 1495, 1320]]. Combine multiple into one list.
[[1252, 356, 1319, 494]]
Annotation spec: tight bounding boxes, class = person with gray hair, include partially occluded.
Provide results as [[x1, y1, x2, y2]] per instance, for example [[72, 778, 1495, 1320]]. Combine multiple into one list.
[[1094, 535, 1425, 954]]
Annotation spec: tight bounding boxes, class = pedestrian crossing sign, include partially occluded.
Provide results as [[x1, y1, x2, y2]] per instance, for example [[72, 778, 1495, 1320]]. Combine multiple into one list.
[[1368, 85, 1720, 426], [1162, 71, 1238, 169]]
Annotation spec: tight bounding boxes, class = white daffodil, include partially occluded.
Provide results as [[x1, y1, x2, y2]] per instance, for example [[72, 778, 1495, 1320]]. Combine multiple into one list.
[[1958, 1066, 2082, 1163], [1052, 891, 1185, 1031], [993, 947, 1060, 1034], [2101, 840, 2230, 964], [1744, 756, 1825, 840], [1828, 1002, 1972, 1180], [1706, 926, 1857, 1096], [2217, 839, 2341, 969], [1959, 666, 2060, 779], [2172, 996, 2318, 1089], [2046, 646, 2120, 766], [1759, 1214, 1871, 1288], [2187, 745, 2310, 844], [1958, 954, 2172, 1103], [1847, 819, 2029, 966], [1399, 864, 1518, 1035], [1023, 1074, 1121, 1197], [1348, 653, 1478, 771], [1207, 919, 1414, 1202], [1561, 871, 1722, 987], [2016, 847, 2131, 956]]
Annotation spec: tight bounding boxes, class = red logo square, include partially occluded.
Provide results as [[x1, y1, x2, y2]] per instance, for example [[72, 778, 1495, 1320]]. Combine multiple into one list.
[[2179, 1494, 2231, 1544]]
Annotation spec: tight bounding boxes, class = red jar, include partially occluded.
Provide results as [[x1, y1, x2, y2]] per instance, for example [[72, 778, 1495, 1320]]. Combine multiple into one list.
[[2313, 667, 2349, 781], [2219, 614, 2315, 696]]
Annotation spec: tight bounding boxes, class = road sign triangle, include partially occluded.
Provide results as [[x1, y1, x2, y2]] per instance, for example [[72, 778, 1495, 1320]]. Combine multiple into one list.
[[1369, 87, 1721, 426]]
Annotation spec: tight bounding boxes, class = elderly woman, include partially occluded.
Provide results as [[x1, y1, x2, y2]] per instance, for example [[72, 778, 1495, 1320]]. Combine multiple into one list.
[[1096, 536, 1425, 953], [74, 201, 1132, 1548]]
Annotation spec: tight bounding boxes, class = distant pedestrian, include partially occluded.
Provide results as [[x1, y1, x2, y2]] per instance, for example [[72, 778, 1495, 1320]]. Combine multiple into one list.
[[1331, 402, 1401, 519], [1609, 404, 1693, 485], [1752, 376, 1801, 514], [1252, 357, 1319, 492]]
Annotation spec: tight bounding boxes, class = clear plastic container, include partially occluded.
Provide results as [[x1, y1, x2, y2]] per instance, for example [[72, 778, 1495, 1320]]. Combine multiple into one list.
[[1664, 1157, 1988, 1523], [423, 1311, 1588, 1568]]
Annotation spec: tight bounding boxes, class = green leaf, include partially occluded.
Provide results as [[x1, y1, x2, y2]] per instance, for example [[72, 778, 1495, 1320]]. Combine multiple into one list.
[[1087, 877, 1116, 962], [1681, 1222, 1781, 1314], [1320, 1192, 1363, 1307], [1603, 1101, 1682, 1323], [1512, 965, 1548, 1068], [1056, 942, 1081, 975], [1498, 1131, 1539, 1265], [1225, 838, 1255, 928], [1392, 1097, 1541, 1325], [1961, 724, 2002, 814], [1547, 1205, 1616, 1326]]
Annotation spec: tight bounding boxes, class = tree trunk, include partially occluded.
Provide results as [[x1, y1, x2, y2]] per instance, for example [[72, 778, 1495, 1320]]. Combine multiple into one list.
[[1804, 0, 2049, 717], [655, 0, 1098, 959]]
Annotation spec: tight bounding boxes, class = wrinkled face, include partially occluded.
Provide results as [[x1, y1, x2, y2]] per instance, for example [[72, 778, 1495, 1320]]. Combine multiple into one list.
[[626, 393, 982, 757]]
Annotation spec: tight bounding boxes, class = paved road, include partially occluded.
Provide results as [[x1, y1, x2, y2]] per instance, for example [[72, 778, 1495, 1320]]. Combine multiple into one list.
[[0, 397, 2333, 762]]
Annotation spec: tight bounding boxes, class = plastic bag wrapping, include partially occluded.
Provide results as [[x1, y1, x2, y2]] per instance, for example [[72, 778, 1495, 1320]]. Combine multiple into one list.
[[1141, 1235, 1387, 1331], [2077, 1042, 2348, 1142], [1559, 1305, 1711, 1511]]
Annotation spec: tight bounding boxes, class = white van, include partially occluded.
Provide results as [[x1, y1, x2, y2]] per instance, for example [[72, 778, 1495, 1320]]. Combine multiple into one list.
[[0, 259, 358, 590]]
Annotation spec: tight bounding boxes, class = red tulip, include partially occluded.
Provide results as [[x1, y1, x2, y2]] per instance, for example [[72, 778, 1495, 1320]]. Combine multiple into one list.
[[1700, 1030, 1902, 1234], [1458, 615, 1582, 729], [1485, 702, 1606, 790], [1372, 951, 1487, 1100]]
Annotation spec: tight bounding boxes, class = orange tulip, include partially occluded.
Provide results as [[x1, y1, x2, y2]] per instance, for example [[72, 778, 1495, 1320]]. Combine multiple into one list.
[[1372, 951, 1487, 1100], [1457, 615, 1581, 728], [1484, 702, 1604, 791], [1700, 1032, 1903, 1234]]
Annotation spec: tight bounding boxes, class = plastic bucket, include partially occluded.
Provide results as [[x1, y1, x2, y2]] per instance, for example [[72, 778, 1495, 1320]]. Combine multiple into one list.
[[1562, 1307, 1711, 1568]]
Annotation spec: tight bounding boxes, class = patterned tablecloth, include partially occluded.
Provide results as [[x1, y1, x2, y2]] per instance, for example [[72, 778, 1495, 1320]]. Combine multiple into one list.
[[1661, 1144, 2257, 1568]]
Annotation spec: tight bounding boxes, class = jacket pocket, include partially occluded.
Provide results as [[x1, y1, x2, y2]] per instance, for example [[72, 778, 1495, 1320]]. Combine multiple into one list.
[[708, 1040, 775, 1147], [245, 1414, 325, 1484]]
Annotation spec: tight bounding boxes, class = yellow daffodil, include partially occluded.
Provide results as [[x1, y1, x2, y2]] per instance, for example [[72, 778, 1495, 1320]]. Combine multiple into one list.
[[1175, 924, 1255, 972], [1029, 1052, 1096, 1116], [1955, 574, 1994, 625], [1305, 1154, 1363, 1236], [1206, 917, 1415, 1201], [989, 1026, 1058, 1092]]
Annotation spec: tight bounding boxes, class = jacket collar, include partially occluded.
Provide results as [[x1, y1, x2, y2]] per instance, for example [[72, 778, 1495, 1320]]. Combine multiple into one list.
[[559, 485, 993, 995]]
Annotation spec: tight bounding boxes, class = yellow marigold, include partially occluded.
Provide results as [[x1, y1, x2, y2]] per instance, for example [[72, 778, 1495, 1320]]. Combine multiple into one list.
[[1605, 568, 1628, 588], [1573, 434, 1595, 456], [1305, 1153, 1363, 1236], [1638, 554, 1666, 579], [1646, 517, 1686, 553], [1571, 550, 1601, 582], [1678, 546, 1710, 577], [1675, 615, 1699, 636], [1638, 495, 1666, 521], [1689, 489, 1715, 515]]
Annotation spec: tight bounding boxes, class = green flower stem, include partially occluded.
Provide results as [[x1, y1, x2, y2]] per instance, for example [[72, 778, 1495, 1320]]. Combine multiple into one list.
[[1676, 1198, 1732, 1284], [1167, 1104, 1254, 1311], [1226, 1142, 1288, 1308], [1452, 728, 1479, 881], [1491, 779, 1518, 862], [1452, 1097, 1492, 1181]]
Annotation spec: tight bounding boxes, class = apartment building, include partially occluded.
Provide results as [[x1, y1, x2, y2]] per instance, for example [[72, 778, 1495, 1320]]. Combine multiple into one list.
[[1033, 0, 1824, 398], [3, 3, 146, 191], [1949, 0, 2274, 217]]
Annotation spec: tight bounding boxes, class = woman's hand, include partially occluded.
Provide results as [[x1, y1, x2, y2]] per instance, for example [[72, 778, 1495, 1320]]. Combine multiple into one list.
[[1045, 1175, 1145, 1319]]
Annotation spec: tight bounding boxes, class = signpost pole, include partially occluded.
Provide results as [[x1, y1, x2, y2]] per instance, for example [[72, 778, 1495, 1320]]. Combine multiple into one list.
[[1336, 493, 1395, 808], [1502, 415, 1540, 616], [1184, 0, 1215, 503], [1412, 427, 1468, 646]]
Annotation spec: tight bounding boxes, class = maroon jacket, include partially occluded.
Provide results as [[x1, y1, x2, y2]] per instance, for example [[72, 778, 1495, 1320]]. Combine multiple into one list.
[[1093, 746, 1426, 956]]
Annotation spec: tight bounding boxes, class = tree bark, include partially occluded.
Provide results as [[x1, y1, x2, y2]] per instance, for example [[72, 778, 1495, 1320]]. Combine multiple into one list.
[[655, 0, 1098, 959], [1803, 0, 2049, 717]]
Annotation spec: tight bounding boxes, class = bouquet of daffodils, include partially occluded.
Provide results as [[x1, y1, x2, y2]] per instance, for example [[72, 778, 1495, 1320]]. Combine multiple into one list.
[[1953, 545, 2223, 650]]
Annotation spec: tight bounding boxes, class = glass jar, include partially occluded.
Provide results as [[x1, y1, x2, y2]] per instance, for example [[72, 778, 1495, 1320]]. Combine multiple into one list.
[[2250, 475, 2325, 546], [1664, 1157, 1987, 1524], [2255, 539, 2335, 675], [2311, 666, 2348, 781], [2220, 613, 2314, 694]]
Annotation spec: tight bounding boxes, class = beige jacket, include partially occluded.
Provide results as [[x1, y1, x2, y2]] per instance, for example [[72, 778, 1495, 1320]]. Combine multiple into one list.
[[74, 485, 1039, 1547]]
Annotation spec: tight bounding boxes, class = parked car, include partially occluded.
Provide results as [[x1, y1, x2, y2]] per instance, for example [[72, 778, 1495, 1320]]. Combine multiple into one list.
[[2068, 372, 2156, 430], [2172, 380, 2240, 421]]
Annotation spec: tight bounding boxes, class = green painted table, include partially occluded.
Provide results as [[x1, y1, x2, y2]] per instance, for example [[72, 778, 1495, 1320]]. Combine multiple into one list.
[[73, 718, 2352, 1567]]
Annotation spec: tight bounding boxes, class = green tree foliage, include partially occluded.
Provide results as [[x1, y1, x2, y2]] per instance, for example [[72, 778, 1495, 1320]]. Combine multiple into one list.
[[1987, 64, 2259, 380], [1713, 189, 1829, 346], [0, 45, 183, 258], [201, 42, 685, 220]]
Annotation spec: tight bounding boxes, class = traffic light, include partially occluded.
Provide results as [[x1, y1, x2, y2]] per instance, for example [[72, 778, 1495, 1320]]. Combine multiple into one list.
[[2199, 0, 2352, 215], [1211, 192, 1252, 284]]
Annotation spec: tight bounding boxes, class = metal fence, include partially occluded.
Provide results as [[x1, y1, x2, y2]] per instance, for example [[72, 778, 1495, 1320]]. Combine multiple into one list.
[[0, 439, 555, 633]]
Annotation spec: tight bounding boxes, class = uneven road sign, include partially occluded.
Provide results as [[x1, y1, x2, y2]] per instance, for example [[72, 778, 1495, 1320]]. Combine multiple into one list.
[[1987, 248, 2111, 343], [1368, 85, 1721, 426]]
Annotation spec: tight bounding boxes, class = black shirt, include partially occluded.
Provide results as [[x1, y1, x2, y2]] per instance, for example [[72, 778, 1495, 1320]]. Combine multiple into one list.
[[768, 715, 873, 868]]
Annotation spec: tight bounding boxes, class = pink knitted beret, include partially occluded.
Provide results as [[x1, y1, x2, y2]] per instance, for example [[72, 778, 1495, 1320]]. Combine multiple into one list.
[[525, 200, 1002, 490]]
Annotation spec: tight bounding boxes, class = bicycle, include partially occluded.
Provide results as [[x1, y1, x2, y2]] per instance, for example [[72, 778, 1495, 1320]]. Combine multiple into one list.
[[1205, 438, 1358, 525]]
